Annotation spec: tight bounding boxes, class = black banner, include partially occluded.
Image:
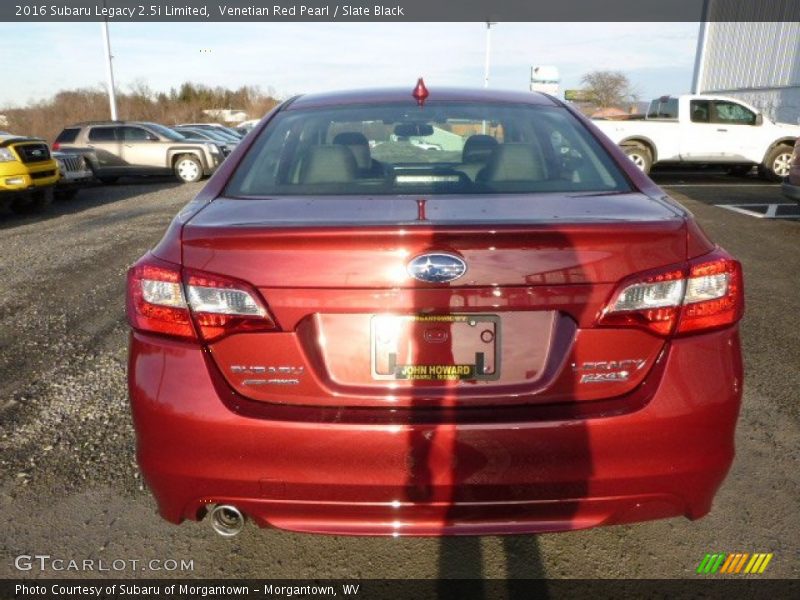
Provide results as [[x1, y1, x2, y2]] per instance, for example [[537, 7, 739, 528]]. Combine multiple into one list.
[[2, 0, 800, 22], [2, 579, 800, 600]]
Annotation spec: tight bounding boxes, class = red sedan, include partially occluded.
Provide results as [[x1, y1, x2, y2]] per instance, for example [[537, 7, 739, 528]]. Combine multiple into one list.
[[127, 83, 744, 537]]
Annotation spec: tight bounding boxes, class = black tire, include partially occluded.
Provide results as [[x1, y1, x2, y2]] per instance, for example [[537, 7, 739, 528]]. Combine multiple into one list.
[[760, 145, 794, 182], [622, 144, 653, 174], [10, 187, 53, 214], [56, 189, 79, 201], [98, 176, 119, 185], [173, 154, 203, 183], [727, 165, 753, 177]]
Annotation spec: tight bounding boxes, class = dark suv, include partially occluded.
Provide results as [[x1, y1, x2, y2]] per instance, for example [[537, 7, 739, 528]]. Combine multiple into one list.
[[54, 121, 224, 184]]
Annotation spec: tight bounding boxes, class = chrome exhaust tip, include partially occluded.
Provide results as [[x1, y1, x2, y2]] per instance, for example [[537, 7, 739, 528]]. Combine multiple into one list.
[[209, 504, 245, 537]]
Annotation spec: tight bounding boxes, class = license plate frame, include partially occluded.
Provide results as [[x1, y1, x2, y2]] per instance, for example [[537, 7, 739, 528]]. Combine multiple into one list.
[[370, 314, 501, 381]]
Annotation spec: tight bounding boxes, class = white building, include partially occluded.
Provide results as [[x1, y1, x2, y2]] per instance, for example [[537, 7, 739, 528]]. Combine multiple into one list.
[[693, 10, 800, 124], [201, 108, 248, 123], [530, 66, 560, 97]]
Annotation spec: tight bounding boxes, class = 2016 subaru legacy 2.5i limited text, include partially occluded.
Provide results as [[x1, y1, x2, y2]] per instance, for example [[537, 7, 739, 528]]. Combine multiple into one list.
[[126, 82, 744, 537]]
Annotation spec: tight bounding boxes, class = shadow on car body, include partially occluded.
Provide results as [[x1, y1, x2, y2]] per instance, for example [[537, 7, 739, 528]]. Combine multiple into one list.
[[396, 222, 591, 594]]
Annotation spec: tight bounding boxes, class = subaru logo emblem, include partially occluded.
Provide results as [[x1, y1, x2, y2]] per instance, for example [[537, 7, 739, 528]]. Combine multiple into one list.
[[407, 253, 467, 283]]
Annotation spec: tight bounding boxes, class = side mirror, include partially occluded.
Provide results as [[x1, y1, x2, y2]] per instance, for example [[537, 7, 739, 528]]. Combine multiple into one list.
[[755, 114, 763, 126]]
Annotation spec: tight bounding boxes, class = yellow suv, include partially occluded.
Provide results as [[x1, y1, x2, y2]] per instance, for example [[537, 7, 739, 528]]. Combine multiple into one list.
[[0, 133, 60, 213]]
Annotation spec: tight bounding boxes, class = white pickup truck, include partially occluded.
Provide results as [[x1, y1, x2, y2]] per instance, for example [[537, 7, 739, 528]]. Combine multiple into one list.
[[592, 94, 800, 180]]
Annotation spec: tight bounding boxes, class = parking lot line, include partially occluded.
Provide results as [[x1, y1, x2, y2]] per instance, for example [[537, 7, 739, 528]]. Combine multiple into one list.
[[715, 203, 800, 219], [664, 184, 780, 188]]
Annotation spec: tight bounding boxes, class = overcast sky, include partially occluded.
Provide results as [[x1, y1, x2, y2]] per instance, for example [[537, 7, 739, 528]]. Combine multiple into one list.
[[0, 22, 700, 109]]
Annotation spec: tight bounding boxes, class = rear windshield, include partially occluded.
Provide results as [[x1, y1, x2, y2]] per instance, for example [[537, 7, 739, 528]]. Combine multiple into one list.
[[144, 123, 186, 141], [225, 102, 631, 197], [55, 128, 79, 144]]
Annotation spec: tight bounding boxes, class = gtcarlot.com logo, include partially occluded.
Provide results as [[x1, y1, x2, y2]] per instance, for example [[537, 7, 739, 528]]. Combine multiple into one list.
[[696, 552, 773, 575], [14, 554, 194, 572]]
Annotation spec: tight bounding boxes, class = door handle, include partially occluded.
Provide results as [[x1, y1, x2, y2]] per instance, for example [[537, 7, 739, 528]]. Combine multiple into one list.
[[86, 144, 95, 148], [716, 128, 728, 132]]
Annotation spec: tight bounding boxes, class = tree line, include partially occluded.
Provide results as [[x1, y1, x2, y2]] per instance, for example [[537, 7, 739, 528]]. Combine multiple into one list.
[[2, 82, 280, 142]]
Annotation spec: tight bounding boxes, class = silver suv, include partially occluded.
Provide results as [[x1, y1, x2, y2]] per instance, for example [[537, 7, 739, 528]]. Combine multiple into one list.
[[54, 121, 223, 184]]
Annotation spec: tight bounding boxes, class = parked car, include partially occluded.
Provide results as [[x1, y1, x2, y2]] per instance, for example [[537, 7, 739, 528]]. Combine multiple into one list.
[[234, 119, 260, 136], [593, 94, 800, 180], [54, 122, 224, 184], [410, 139, 442, 151], [0, 132, 59, 213], [175, 122, 243, 140], [127, 84, 744, 537], [173, 127, 237, 157], [781, 138, 800, 206], [53, 150, 94, 199]]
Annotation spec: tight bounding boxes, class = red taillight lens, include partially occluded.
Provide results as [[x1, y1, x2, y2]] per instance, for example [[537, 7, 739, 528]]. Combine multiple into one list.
[[126, 255, 277, 342], [52, 142, 60, 151], [598, 251, 744, 336], [677, 256, 744, 334], [127, 255, 194, 339], [184, 269, 276, 342]]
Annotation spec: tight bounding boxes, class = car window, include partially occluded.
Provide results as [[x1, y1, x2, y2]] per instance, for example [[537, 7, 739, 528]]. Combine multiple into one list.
[[121, 127, 155, 142], [143, 123, 186, 141], [647, 98, 679, 119], [226, 102, 631, 197], [178, 129, 210, 140], [88, 127, 119, 142], [713, 101, 756, 125], [190, 129, 226, 142], [690, 100, 711, 123], [55, 128, 80, 144]]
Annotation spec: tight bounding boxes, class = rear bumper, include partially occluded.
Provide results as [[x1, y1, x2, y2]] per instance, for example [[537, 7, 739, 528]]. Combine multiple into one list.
[[128, 328, 742, 536]]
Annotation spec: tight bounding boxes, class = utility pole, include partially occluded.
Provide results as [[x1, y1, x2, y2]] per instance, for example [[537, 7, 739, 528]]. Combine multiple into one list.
[[483, 22, 497, 89], [101, 1, 118, 120], [483, 22, 497, 133]]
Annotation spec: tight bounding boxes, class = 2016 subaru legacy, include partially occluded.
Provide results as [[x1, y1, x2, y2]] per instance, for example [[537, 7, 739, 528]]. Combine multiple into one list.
[[127, 83, 744, 537]]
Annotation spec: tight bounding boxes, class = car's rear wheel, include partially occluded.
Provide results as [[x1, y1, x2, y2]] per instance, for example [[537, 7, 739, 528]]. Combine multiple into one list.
[[622, 144, 652, 174], [760, 145, 793, 181], [174, 155, 203, 183], [10, 187, 53, 214]]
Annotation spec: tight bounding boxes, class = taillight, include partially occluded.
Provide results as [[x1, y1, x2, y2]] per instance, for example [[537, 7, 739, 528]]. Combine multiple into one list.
[[127, 255, 194, 339], [598, 251, 743, 336], [52, 142, 60, 151], [126, 254, 276, 342], [184, 269, 276, 341], [677, 257, 743, 334]]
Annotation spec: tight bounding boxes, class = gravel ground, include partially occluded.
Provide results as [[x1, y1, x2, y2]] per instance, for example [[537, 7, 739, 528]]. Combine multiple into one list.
[[0, 175, 797, 580]]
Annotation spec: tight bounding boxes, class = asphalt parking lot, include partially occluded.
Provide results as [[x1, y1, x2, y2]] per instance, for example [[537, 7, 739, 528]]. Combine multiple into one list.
[[1, 169, 798, 581]]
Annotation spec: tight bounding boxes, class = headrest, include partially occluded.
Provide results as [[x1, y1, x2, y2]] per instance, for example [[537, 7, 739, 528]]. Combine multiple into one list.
[[333, 132, 371, 169], [462, 134, 499, 163], [477, 143, 548, 182], [298, 145, 358, 184]]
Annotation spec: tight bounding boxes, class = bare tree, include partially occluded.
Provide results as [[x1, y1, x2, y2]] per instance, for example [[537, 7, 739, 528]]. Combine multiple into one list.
[[580, 70, 638, 109]]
